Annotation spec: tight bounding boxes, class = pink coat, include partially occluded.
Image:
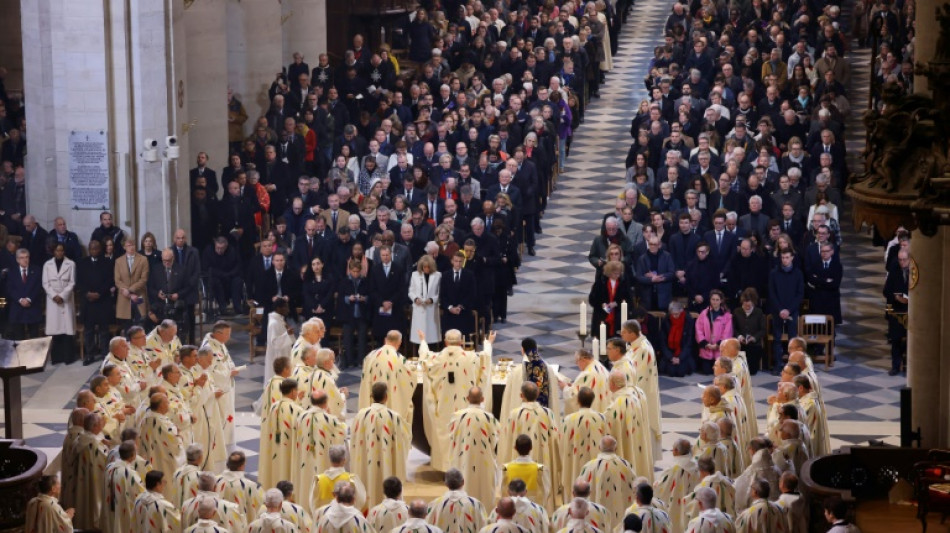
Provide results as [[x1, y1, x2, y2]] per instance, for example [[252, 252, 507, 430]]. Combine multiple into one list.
[[695, 308, 734, 360]]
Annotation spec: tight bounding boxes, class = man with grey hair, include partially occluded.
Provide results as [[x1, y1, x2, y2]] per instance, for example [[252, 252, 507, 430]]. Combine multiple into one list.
[[170, 443, 205, 508], [6, 247, 42, 339], [604, 369, 653, 481], [304, 347, 346, 416], [311, 445, 367, 513], [394, 500, 442, 533], [694, 421, 729, 476], [247, 488, 296, 532], [551, 478, 611, 531], [426, 468, 488, 533], [683, 456, 738, 522], [181, 472, 247, 531], [314, 481, 372, 533], [685, 487, 735, 532], [577, 436, 637, 531], [589, 216, 634, 268], [654, 438, 700, 532]]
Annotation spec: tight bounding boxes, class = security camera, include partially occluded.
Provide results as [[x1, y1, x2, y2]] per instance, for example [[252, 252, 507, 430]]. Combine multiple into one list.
[[164, 135, 180, 160], [142, 138, 159, 162], [144, 138, 158, 150]]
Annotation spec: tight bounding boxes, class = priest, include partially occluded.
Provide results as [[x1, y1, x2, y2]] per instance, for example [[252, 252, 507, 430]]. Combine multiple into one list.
[[734, 479, 784, 533], [557, 498, 600, 533], [550, 480, 610, 531], [603, 338, 637, 388], [794, 375, 830, 457], [200, 321, 241, 448], [367, 477, 410, 533], [256, 356, 293, 418], [265, 299, 295, 383], [291, 346, 320, 407], [720, 339, 758, 436], [350, 382, 412, 508], [313, 482, 373, 533], [59, 407, 89, 510], [181, 472, 247, 531], [101, 335, 148, 406], [293, 390, 348, 498], [311, 446, 367, 513], [559, 387, 607, 493], [134, 471, 182, 533], [621, 320, 662, 461], [653, 439, 700, 533], [685, 487, 736, 533], [693, 422, 730, 478], [682, 457, 737, 523], [426, 468, 489, 533], [127, 327, 162, 386], [577, 436, 637, 531], [25, 475, 74, 533], [499, 435, 551, 511], [186, 347, 228, 471], [249, 489, 299, 533], [308, 348, 348, 416], [90, 374, 129, 439], [447, 386, 501, 508], [419, 329, 495, 472], [491, 478, 550, 533], [559, 349, 610, 414], [773, 420, 810, 476], [215, 451, 264, 522], [139, 393, 185, 500], [359, 330, 416, 422], [291, 318, 326, 366], [499, 338, 563, 423], [102, 441, 145, 533], [394, 500, 440, 533], [146, 319, 182, 366], [603, 371, 653, 481], [73, 412, 109, 530], [714, 372, 752, 464], [160, 364, 196, 445], [479, 497, 524, 533], [259, 378, 304, 490], [171, 444, 205, 509], [733, 438, 781, 512], [498, 382, 561, 509], [623, 484, 672, 533]]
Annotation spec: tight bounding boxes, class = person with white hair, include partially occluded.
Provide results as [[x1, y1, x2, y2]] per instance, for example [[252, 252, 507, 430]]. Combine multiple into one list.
[[314, 481, 374, 533], [418, 328, 495, 471], [560, 348, 610, 414], [184, 498, 231, 533], [291, 318, 326, 367], [200, 321, 240, 447], [713, 372, 752, 465], [653, 439, 700, 532], [577, 436, 637, 531], [248, 489, 298, 533], [311, 446, 368, 514], [604, 369, 654, 481], [139, 394, 185, 503], [146, 319, 183, 367], [694, 422, 729, 476], [190, 347, 229, 471], [305, 348, 347, 416], [181, 472, 247, 531], [682, 457, 737, 523], [684, 487, 735, 533]]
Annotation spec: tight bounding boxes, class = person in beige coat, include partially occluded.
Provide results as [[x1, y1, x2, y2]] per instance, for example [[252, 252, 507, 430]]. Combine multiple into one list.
[[43, 242, 77, 363], [115, 236, 149, 326]]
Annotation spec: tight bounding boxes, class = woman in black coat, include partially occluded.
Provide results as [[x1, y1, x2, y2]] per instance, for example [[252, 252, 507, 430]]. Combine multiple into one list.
[[302, 256, 335, 324], [685, 242, 721, 313], [491, 219, 520, 323], [733, 287, 767, 374], [658, 300, 697, 377], [589, 260, 634, 338]]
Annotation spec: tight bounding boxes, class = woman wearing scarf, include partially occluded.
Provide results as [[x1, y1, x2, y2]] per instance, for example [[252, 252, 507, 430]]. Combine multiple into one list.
[[589, 260, 633, 338], [659, 300, 696, 377]]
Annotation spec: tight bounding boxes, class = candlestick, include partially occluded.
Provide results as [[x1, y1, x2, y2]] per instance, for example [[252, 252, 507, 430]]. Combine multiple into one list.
[[592, 339, 599, 359], [580, 302, 588, 335], [600, 323, 607, 349], [621, 301, 628, 323]]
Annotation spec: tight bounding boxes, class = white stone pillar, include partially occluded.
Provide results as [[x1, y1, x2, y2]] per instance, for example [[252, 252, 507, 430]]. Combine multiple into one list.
[[227, 0, 282, 129], [283, 0, 328, 66]]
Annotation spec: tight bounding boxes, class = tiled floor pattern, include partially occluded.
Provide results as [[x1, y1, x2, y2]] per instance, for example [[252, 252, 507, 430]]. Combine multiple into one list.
[[1, 0, 900, 490]]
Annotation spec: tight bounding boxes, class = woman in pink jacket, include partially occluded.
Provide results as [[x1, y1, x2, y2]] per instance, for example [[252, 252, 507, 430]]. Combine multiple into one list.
[[695, 289, 733, 374]]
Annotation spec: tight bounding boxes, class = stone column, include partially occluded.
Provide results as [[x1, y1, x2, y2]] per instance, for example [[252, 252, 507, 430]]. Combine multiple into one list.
[[908, 227, 950, 448], [914, 0, 940, 94], [0, 0, 23, 94], [283, 0, 328, 66], [227, 0, 282, 129]]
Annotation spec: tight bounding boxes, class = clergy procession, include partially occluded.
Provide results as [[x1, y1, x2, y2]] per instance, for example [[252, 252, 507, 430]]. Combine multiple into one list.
[[30, 309, 840, 533]]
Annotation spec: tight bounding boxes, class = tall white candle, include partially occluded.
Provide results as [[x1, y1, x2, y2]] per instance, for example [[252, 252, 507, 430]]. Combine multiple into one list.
[[592, 339, 599, 359], [600, 323, 607, 349], [580, 303, 588, 335], [621, 301, 628, 323]]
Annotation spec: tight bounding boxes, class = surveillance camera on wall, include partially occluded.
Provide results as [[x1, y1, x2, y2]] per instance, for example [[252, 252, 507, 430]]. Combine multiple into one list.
[[142, 138, 159, 162], [165, 135, 180, 160]]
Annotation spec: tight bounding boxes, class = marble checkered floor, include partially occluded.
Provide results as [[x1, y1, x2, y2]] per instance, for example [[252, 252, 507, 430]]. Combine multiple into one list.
[[1, 0, 900, 487]]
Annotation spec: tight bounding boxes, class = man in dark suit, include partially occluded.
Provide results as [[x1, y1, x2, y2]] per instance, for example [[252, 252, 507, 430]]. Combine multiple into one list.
[[261, 144, 293, 215], [768, 249, 804, 373], [422, 186, 444, 226], [390, 167, 421, 206], [635, 236, 675, 311], [668, 213, 701, 296], [77, 240, 115, 362], [883, 249, 910, 375], [708, 174, 747, 217], [703, 211, 737, 279], [5, 248, 43, 339], [509, 153, 539, 254], [292, 219, 327, 270], [367, 246, 407, 341], [254, 251, 299, 321], [218, 181, 258, 263], [777, 203, 805, 251], [201, 237, 245, 316], [46, 216, 83, 262], [440, 252, 478, 337], [806, 241, 842, 327], [367, 206, 401, 239], [147, 249, 189, 328], [172, 229, 201, 344], [484, 168, 522, 208], [19, 215, 49, 267], [465, 219, 501, 322], [336, 258, 369, 368], [189, 152, 219, 198]]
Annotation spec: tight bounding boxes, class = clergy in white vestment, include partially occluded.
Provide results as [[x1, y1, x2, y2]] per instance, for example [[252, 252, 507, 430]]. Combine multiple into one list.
[[259, 379, 305, 490], [59, 407, 88, 510], [72, 412, 110, 530], [603, 371, 653, 482], [773, 421, 810, 476], [577, 437, 636, 532], [560, 348, 610, 414], [787, 343, 821, 395], [621, 320, 663, 461], [291, 347, 320, 406], [265, 300, 295, 384], [250, 488, 301, 533], [490, 478, 550, 533], [716, 419, 745, 478], [135, 470, 182, 533], [293, 389, 348, 497], [359, 330, 416, 422], [314, 481, 375, 533], [185, 498, 235, 533], [766, 383, 805, 445], [714, 370, 753, 465], [259, 480, 314, 532], [794, 375, 831, 458], [350, 382, 412, 508], [479, 497, 530, 533], [498, 382, 560, 509], [395, 500, 445, 533], [216, 451, 265, 521], [685, 487, 736, 533], [603, 339, 637, 391], [694, 422, 730, 477], [257, 356, 293, 418], [419, 329, 494, 472], [200, 321, 241, 447], [720, 339, 758, 436], [620, 484, 672, 533], [654, 439, 700, 533], [25, 475, 74, 533], [447, 386, 501, 508], [308, 347, 348, 416], [160, 364, 196, 445], [171, 444, 205, 509], [291, 318, 326, 367], [312, 445, 368, 513], [146, 320, 183, 367], [776, 473, 808, 533], [185, 347, 229, 471], [735, 479, 785, 533], [367, 477, 411, 533], [426, 468, 490, 533], [682, 457, 737, 524], [556, 498, 602, 533], [128, 326, 161, 386], [90, 374, 130, 439], [500, 338, 563, 424], [139, 394, 186, 501], [101, 441, 145, 533], [181, 472, 248, 531], [559, 387, 608, 494], [551, 480, 611, 532], [733, 439, 781, 512], [101, 336, 148, 406]]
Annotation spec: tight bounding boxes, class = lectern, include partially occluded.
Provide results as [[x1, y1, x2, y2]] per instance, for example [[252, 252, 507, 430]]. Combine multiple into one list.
[[0, 337, 51, 439]]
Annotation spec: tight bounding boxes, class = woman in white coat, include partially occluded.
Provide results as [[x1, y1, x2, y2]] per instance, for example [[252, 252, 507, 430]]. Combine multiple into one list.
[[42, 242, 77, 364], [409, 254, 441, 345]]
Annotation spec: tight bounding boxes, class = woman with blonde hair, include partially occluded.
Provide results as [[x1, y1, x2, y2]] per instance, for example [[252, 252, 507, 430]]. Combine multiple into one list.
[[409, 254, 442, 345]]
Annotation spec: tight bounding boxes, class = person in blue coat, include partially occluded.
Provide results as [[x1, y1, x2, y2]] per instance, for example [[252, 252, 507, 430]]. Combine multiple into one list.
[[768, 249, 804, 373], [658, 300, 696, 377], [5, 248, 43, 338], [635, 236, 675, 311]]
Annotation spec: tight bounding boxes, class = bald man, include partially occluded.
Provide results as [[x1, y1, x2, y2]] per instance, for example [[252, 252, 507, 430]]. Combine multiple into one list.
[[578, 436, 637, 531]]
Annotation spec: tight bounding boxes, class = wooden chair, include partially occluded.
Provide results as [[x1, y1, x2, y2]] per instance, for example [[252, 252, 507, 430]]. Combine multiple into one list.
[[649, 311, 668, 321], [913, 451, 950, 531], [798, 314, 835, 368], [246, 300, 266, 362]]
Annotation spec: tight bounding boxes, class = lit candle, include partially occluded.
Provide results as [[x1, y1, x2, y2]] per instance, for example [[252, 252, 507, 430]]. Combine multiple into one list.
[[592, 339, 599, 359], [580, 303, 588, 335], [621, 301, 628, 323], [600, 323, 607, 349]]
